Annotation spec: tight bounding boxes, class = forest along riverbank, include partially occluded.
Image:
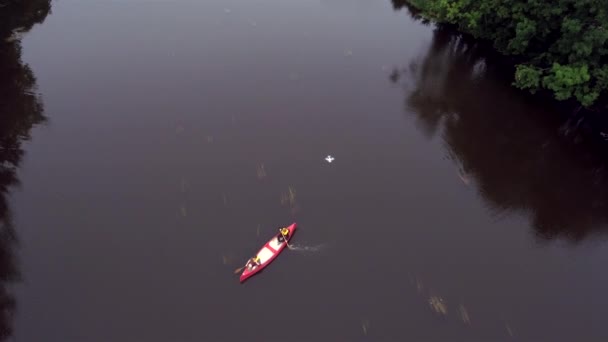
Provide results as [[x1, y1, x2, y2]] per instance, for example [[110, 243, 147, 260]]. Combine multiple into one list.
[[0, 0, 52, 340], [395, 0, 608, 146]]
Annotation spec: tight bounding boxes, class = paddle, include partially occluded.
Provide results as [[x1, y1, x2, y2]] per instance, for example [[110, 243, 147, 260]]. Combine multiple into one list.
[[234, 264, 247, 274], [283, 234, 293, 249], [234, 258, 255, 274]]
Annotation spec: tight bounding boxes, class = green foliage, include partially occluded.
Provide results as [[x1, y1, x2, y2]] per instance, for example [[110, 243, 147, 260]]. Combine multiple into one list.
[[515, 65, 541, 93], [542, 63, 594, 105], [406, 0, 608, 108]]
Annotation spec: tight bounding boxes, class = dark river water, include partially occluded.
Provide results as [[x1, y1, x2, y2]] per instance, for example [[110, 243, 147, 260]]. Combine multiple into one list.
[[2, 0, 608, 341]]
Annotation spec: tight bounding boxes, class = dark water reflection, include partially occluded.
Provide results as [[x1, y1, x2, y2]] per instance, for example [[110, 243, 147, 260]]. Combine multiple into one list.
[[392, 21, 608, 242], [6, 0, 608, 341], [0, 0, 50, 339], [0, 0, 50, 39]]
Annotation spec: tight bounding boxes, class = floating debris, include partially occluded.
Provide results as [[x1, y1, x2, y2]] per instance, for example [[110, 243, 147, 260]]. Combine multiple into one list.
[[222, 254, 237, 265], [416, 277, 424, 293], [280, 186, 297, 207], [224, 8, 231, 13], [344, 50, 353, 57], [458, 171, 470, 185], [361, 319, 370, 335], [256, 224, 260, 237], [206, 135, 214, 143], [458, 304, 470, 325], [176, 125, 184, 134], [505, 322, 514, 337], [429, 296, 448, 315], [249, 21, 257, 27], [288, 72, 299, 81], [180, 206, 187, 217], [222, 193, 228, 206], [256, 163, 266, 180], [289, 187, 296, 204], [325, 155, 335, 163]]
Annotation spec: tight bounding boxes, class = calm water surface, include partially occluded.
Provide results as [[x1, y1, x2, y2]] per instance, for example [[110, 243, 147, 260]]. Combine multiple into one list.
[[2, 0, 608, 341]]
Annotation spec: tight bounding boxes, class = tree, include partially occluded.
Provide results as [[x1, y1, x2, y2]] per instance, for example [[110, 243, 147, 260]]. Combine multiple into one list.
[[0, 1, 51, 339], [0, 0, 51, 40], [406, 0, 608, 108]]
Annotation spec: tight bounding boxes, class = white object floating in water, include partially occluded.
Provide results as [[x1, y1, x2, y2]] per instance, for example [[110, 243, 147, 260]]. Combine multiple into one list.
[[325, 155, 335, 163]]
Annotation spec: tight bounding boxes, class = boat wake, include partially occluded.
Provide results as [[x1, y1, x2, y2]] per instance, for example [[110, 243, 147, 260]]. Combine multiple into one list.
[[289, 243, 326, 253]]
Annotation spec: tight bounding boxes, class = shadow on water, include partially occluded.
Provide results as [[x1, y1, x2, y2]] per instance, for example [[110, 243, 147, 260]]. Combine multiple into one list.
[[391, 10, 608, 243], [0, 0, 51, 339]]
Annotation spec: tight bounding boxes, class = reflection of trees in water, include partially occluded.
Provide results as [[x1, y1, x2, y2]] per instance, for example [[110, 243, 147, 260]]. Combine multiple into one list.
[[391, 0, 429, 24], [393, 23, 608, 242], [0, 0, 51, 339], [0, 0, 51, 40]]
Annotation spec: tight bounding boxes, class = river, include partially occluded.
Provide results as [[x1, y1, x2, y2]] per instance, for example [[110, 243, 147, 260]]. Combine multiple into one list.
[[3, 0, 608, 341]]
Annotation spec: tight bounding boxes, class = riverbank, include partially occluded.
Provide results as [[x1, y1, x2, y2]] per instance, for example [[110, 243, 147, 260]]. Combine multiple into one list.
[[398, 0, 608, 148]]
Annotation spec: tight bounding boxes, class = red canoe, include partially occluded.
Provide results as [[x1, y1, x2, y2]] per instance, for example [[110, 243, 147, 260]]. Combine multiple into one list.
[[239, 223, 297, 283]]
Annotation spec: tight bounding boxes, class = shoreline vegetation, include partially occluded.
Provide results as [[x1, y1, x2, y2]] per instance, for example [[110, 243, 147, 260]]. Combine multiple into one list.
[[397, 0, 608, 143], [0, 0, 51, 340]]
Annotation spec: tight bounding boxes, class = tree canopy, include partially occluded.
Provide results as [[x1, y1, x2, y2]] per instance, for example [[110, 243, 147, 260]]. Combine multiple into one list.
[[406, 0, 608, 108], [0, 1, 50, 339]]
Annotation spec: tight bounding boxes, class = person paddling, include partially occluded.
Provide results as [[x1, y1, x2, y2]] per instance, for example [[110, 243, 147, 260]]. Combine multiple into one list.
[[278, 227, 290, 243], [277, 227, 293, 249], [247, 255, 261, 270]]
